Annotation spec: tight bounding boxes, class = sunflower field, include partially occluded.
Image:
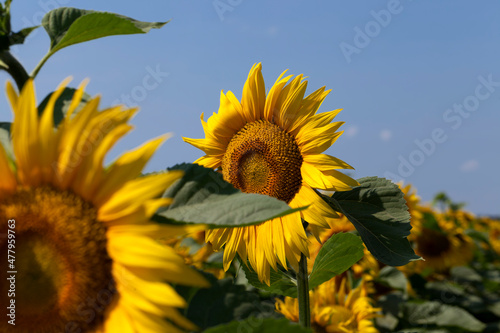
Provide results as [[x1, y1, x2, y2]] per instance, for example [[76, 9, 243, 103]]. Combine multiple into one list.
[[0, 3, 499, 333]]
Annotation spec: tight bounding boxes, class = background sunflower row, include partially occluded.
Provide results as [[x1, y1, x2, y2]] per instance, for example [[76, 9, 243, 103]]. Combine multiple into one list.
[[168, 184, 500, 333]]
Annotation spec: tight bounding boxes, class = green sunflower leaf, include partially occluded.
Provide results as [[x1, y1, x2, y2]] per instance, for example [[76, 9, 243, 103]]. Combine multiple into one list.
[[174, 271, 282, 330], [308, 232, 364, 289], [8, 26, 40, 46], [400, 301, 487, 332], [322, 176, 421, 266], [239, 260, 298, 298], [153, 163, 305, 228], [33, 8, 168, 77], [376, 266, 408, 291], [38, 87, 92, 127], [0, 0, 12, 43], [204, 317, 312, 333]]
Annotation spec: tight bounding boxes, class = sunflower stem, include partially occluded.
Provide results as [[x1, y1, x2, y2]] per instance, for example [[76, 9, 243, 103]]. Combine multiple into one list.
[[30, 51, 52, 79], [0, 50, 29, 90], [297, 252, 311, 328]]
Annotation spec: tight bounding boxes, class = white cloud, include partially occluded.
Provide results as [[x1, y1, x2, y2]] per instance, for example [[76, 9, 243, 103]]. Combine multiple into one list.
[[345, 125, 359, 138], [380, 129, 392, 141], [460, 159, 479, 172]]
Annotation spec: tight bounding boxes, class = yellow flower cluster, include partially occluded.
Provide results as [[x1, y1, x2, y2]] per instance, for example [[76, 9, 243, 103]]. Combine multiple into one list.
[[3, 67, 497, 333], [268, 183, 498, 332]]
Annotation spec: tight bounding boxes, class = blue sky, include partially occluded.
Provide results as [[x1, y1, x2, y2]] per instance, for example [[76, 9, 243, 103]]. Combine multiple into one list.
[[2, 0, 499, 215]]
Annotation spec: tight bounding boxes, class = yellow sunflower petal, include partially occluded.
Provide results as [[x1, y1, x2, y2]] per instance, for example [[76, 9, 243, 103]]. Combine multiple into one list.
[[278, 75, 308, 131], [120, 302, 187, 333], [72, 123, 133, 199], [282, 213, 309, 256], [38, 78, 71, 183], [272, 219, 288, 268], [301, 162, 358, 191], [65, 79, 89, 119], [11, 79, 41, 186], [101, 198, 170, 226], [288, 87, 331, 136], [193, 154, 223, 169], [309, 108, 343, 127], [207, 90, 246, 136], [206, 227, 229, 250], [242, 63, 266, 121], [55, 97, 101, 187], [259, 221, 278, 271], [5, 81, 19, 110], [107, 233, 208, 287], [291, 185, 331, 228], [223, 227, 243, 271], [304, 153, 354, 171], [116, 268, 186, 309], [98, 171, 182, 221], [101, 298, 136, 333], [263, 70, 293, 121], [296, 122, 344, 154], [183, 136, 225, 156], [108, 223, 206, 239], [94, 135, 169, 206], [283, 237, 300, 271]]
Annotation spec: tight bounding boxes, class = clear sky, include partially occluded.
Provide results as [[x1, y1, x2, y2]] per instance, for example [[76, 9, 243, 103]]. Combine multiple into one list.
[[2, 0, 499, 215]]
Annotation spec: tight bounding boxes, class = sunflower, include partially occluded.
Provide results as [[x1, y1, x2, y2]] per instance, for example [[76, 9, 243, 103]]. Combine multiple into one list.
[[398, 182, 423, 226], [488, 218, 500, 256], [0, 79, 208, 333], [183, 63, 358, 284], [162, 231, 227, 279], [276, 276, 380, 333], [351, 247, 381, 291], [451, 209, 477, 230], [401, 211, 474, 275]]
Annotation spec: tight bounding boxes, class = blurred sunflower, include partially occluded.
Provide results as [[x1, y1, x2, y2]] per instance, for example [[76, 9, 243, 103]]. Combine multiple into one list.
[[184, 63, 358, 284], [452, 209, 476, 230], [0, 80, 208, 333], [162, 231, 227, 279], [402, 212, 474, 274], [489, 219, 500, 256], [473, 216, 493, 234], [398, 182, 423, 227], [276, 276, 380, 333], [351, 247, 380, 290]]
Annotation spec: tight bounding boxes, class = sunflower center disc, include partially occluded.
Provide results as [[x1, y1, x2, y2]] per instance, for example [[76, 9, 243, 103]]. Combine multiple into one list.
[[0, 187, 112, 333], [416, 228, 451, 257], [222, 120, 303, 203]]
